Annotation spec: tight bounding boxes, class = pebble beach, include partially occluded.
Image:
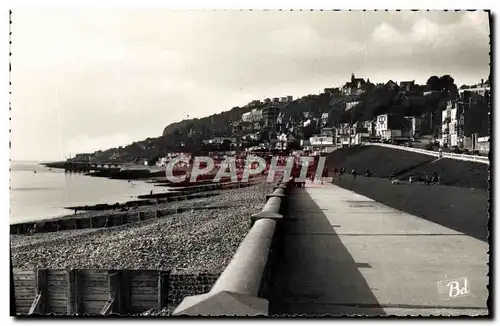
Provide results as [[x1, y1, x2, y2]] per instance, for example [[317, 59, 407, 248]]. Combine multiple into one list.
[[11, 182, 273, 273]]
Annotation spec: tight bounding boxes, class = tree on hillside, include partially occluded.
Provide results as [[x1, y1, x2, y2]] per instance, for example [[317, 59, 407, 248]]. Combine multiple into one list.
[[427, 76, 441, 91], [439, 75, 455, 92]]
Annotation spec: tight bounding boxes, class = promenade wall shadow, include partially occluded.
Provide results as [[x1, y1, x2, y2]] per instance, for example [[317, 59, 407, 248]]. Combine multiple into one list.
[[333, 176, 489, 242], [267, 187, 386, 316]]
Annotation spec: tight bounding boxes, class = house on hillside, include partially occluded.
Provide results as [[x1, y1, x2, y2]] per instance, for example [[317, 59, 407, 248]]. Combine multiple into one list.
[[459, 78, 491, 97], [399, 80, 416, 92], [341, 73, 373, 96], [386, 80, 399, 91]]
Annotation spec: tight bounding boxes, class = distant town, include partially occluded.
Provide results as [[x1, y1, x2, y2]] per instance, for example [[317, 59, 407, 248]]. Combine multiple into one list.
[[68, 73, 490, 168]]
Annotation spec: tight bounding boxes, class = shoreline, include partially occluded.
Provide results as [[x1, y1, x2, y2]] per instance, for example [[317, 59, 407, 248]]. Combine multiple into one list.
[[10, 181, 274, 273], [10, 175, 266, 228]]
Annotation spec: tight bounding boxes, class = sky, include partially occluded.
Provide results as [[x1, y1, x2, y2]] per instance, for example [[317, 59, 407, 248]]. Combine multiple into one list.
[[10, 10, 490, 161]]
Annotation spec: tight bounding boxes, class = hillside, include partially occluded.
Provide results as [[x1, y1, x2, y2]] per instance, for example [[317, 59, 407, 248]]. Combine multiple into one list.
[[78, 74, 480, 162]]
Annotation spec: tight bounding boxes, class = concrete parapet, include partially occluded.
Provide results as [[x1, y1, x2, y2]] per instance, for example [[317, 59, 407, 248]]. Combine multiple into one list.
[[266, 187, 285, 200], [251, 196, 283, 223], [273, 183, 288, 191], [173, 218, 276, 316]]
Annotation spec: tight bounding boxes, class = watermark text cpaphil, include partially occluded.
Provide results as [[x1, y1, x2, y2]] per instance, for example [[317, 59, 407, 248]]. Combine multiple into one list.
[[164, 155, 327, 183]]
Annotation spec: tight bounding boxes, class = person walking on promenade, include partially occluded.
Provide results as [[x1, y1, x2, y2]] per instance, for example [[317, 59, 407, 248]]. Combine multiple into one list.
[[425, 174, 431, 185], [432, 172, 440, 185], [352, 168, 357, 180], [339, 167, 344, 180], [321, 166, 328, 185]]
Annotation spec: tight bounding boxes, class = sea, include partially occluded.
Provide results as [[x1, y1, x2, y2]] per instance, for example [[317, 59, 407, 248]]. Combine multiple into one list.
[[10, 161, 164, 224]]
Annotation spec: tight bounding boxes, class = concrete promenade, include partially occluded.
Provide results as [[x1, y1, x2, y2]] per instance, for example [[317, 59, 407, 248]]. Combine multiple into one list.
[[269, 182, 489, 316]]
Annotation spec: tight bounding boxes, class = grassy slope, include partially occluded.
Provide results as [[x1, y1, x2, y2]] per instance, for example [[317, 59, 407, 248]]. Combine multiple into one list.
[[325, 146, 436, 178], [326, 146, 489, 190]]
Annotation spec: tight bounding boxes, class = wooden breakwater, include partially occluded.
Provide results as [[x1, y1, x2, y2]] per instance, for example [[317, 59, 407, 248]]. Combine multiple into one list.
[[10, 180, 264, 235], [142, 179, 260, 198], [12, 269, 219, 316], [9, 193, 221, 235], [67, 190, 221, 211]]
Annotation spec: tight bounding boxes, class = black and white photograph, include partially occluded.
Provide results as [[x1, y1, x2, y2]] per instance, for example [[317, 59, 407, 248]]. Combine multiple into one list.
[[8, 7, 491, 318]]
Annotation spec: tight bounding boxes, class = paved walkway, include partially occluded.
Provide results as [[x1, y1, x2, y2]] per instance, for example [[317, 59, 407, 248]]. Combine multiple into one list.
[[269, 182, 489, 316]]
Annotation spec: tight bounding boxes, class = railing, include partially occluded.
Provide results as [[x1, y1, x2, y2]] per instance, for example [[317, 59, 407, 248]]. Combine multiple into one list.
[[366, 142, 489, 165], [173, 179, 289, 316]]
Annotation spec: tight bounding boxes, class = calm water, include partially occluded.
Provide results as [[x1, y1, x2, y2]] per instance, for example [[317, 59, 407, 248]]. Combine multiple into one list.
[[10, 162, 162, 224]]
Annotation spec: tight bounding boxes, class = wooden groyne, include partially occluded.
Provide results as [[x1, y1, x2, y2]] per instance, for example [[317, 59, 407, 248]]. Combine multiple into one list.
[[10, 180, 264, 235], [9, 193, 220, 236], [12, 269, 219, 315], [141, 179, 260, 199]]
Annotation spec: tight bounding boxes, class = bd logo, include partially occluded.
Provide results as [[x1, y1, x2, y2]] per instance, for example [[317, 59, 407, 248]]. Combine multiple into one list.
[[437, 277, 470, 299]]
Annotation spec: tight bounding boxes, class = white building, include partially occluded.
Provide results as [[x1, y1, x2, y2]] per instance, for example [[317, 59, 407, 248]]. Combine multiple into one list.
[[351, 122, 370, 145], [375, 114, 402, 140], [477, 136, 490, 153], [310, 135, 334, 146], [335, 123, 353, 147], [241, 109, 263, 122], [242, 112, 252, 122], [459, 79, 490, 97], [441, 101, 460, 147], [362, 120, 375, 136], [309, 135, 336, 153]]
